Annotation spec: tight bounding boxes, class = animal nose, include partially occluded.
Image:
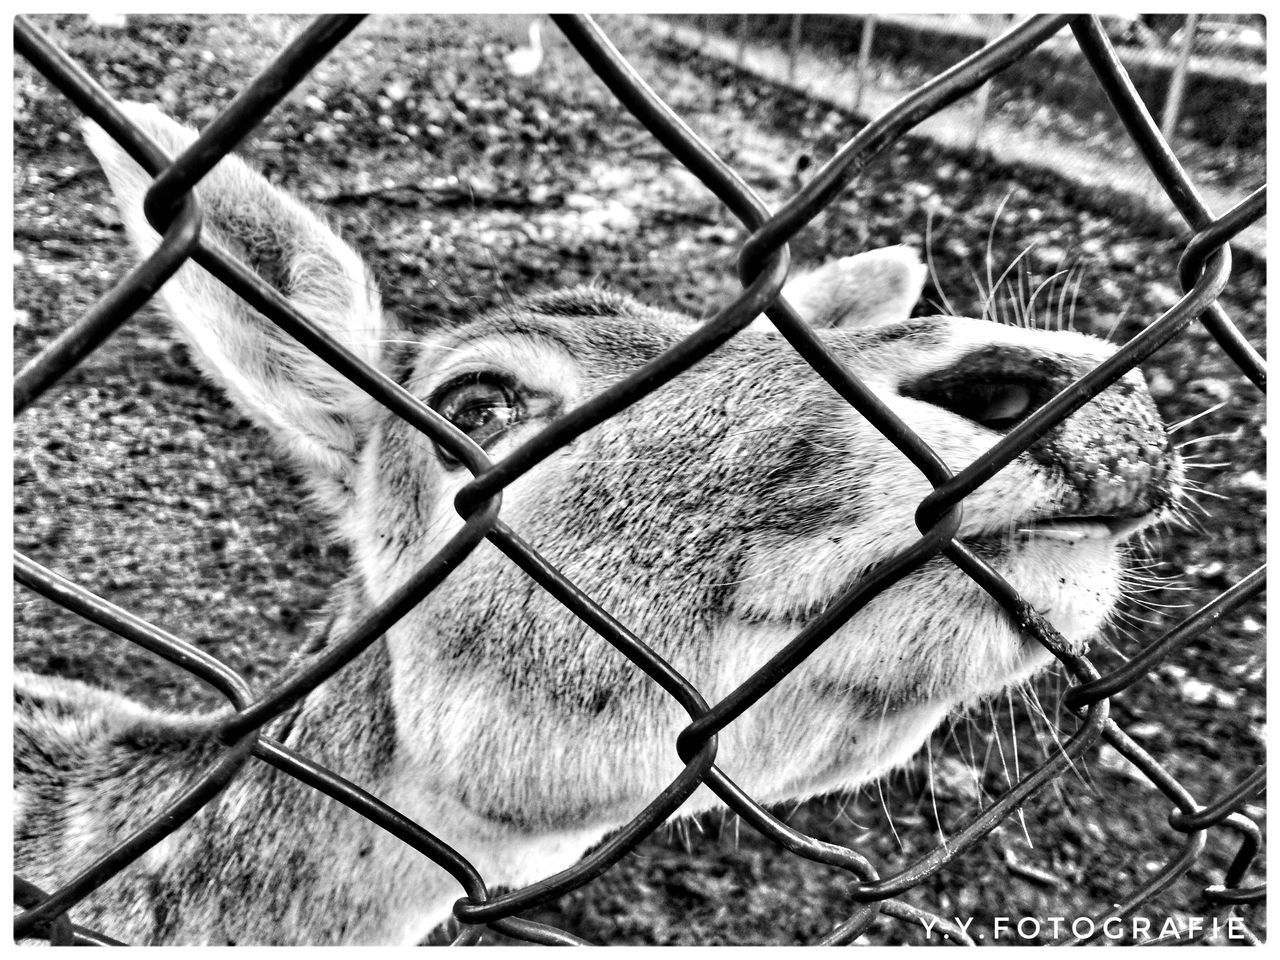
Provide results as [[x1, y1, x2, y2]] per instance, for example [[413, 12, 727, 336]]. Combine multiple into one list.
[[902, 344, 1179, 520], [1031, 377, 1178, 519]]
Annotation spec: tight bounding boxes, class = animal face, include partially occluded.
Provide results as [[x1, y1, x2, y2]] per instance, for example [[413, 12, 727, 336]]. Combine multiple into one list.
[[352, 286, 1179, 830], [85, 102, 1180, 835]]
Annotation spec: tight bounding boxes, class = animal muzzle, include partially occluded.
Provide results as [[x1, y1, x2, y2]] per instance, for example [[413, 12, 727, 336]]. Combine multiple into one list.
[[1027, 374, 1180, 522], [898, 339, 1181, 525]]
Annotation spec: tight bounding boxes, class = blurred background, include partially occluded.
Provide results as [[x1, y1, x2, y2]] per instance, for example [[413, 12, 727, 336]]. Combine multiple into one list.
[[662, 13, 1264, 256]]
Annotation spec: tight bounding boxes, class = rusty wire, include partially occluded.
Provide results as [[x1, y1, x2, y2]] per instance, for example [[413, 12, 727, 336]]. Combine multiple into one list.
[[12, 12, 1266, 946]]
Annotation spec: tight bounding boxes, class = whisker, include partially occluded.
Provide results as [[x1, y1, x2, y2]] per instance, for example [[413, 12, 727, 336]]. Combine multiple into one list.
[[1168, 402, 1229, 435], [1023, 267, 1071, 330], [984, 189, 1016, 316], [1176, 432, 1239, 449], [925, 209, 959, 319]]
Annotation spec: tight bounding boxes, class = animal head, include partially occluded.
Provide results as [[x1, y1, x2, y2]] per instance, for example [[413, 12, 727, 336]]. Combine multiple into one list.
[[85, 102, 1180, 830]]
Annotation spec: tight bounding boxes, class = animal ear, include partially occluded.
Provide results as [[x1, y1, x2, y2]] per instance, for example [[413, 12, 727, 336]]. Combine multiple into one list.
[[776, 246, 927, 329], [83, 101, 387, 518]]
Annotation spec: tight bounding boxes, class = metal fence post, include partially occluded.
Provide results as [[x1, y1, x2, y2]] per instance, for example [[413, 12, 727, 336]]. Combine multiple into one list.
[[854, 15, 876, 112], [970, 14, 1012, 149], [787, 14, 803, 84], [1161, 13, 1200, 144]]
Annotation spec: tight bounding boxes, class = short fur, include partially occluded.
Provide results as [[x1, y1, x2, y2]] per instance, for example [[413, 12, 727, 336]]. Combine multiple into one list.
[[14, 103, 1182, 944]]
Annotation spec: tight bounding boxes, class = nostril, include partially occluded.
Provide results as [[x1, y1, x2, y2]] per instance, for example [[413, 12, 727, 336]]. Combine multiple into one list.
[[901, 344, 1071, 433], [954, 381, 1033, 431], [911, 380, 1038, 432]]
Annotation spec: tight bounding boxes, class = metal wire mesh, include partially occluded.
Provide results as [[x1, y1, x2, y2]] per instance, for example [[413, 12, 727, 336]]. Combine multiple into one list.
[[717, 13, 1264, 150], [12, 12, 1266, 946]]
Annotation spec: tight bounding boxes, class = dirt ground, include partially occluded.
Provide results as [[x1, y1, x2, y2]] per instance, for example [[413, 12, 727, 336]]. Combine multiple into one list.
[[12, 13, 1266, 945], [662, 16, 1267, 258]]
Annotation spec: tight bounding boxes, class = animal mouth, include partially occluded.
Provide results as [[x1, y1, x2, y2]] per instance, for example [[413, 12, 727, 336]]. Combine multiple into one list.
[[955, 510, 1159, 561], [1013, 512, 1157, 544], [737, 511, 1160, 628]]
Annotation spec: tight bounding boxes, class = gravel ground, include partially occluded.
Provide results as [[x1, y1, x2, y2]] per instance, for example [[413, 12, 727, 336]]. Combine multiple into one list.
[[12, 13, 1266, 945], [658, 16, 1267, 257]]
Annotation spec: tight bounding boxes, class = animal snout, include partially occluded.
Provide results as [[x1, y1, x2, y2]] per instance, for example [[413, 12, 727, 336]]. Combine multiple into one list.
[[1032, 377, 1180, 521], [901, 342, 1180, 522]]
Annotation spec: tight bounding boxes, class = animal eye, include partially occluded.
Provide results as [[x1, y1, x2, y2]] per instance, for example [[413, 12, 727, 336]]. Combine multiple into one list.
[[430, 374, 523, 462]]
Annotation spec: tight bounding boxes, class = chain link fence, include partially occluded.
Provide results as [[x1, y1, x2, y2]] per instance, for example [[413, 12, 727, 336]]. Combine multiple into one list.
[[12, 12, 1266, 946], [685, 13, 1265, 259], [702, 13, 1264, 149]]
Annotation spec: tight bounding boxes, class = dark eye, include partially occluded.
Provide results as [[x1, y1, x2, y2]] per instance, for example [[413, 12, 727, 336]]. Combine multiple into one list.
[[429, 374, 523, 463]]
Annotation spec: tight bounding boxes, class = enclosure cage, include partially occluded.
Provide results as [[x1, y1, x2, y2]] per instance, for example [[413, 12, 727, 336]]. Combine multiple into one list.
[[12, 12, 1266, 946]]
